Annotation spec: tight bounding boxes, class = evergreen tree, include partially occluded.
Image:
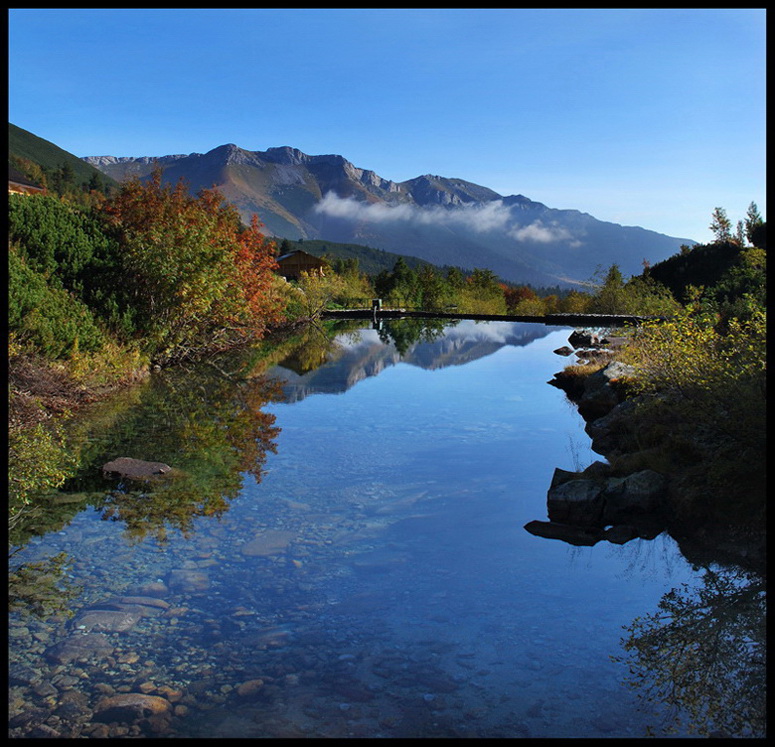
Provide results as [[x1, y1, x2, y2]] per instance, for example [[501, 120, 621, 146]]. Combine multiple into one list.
[[709, 207, 732, 243], [744, 202, 764, 246]]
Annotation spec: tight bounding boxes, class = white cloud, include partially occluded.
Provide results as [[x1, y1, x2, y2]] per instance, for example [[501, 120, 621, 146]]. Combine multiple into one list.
[[509, 220, 574, 243], [314, 192, 512, 232], [314, 192, 580, 244]]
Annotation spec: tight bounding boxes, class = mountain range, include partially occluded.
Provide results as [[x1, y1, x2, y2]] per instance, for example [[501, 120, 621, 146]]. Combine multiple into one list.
[[84, 142, 694, 287], [7, 121, 698, 288]]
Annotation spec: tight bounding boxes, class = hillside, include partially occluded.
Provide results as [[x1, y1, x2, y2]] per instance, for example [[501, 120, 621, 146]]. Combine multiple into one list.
[[9, 123, 119, 191], [84, 142, 697, 288]]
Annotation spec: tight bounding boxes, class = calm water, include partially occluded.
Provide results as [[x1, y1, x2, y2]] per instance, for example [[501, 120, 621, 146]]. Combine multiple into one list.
[[8, 321, 764, 738]]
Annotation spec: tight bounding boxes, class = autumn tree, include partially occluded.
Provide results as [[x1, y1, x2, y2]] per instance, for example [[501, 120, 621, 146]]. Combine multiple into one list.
[[459, 267, 507, 314], [104, 169, 281, 361], [503, 285, 538, 313]]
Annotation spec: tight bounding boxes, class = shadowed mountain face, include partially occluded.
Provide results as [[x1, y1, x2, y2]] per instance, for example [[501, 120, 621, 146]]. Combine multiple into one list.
[[84, 143, 695, 286], [267, 320, 556, 403]]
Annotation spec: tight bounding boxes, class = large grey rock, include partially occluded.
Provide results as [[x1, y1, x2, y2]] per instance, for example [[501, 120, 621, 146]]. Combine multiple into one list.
[[547, 477, 605, 526], [602, 469, 667, 524]]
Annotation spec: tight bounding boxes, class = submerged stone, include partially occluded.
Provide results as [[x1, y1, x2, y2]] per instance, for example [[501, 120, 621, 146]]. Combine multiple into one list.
[[93, 693, 172, 723], [102, 457, 172, 481], [241, 530, 296, 557], [71, 608, 143, 633], [45, 633, 114, 664]]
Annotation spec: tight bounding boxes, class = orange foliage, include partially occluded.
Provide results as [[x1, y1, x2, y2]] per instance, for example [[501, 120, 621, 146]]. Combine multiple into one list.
[[104, 169, 282, 355]]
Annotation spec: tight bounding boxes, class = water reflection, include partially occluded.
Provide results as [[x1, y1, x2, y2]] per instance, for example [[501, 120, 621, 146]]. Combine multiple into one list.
[[11, 361, 284, 547], [270, 319, 554, 401], [615, 565, 766, 737], [7, 321, 766, 739]]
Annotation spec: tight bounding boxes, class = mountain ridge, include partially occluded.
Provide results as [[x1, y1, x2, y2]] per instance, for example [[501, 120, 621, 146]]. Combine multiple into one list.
[[82, 141, 696, 287]]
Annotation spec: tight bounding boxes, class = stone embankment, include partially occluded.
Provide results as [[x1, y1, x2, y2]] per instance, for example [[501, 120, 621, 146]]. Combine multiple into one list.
[[526, 328, 670, 547], [528, 329, 765, 574]]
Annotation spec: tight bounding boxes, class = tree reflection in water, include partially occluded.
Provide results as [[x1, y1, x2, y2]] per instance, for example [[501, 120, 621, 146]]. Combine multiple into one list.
[[377, 317, 452, 355], [615, 565, 766, 737], [9, 552, 82, 620], [93, 363, 284, 543]]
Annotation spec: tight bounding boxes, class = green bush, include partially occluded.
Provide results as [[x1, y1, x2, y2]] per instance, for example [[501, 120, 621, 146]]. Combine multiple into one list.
[[8, 193, 137, 335], [9, 247, 107, 358], [620, 308, 766, 522]]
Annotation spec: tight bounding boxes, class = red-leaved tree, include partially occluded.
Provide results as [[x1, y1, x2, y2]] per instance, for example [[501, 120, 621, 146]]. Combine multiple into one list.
[[104, 169, 281, 361]]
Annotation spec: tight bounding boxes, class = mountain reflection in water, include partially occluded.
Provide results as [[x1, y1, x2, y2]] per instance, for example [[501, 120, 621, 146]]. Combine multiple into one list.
[[269, 319, 554, 402]]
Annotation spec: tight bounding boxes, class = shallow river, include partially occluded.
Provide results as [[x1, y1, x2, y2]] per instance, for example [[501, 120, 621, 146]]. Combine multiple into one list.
[[8, 321, 764, 738]]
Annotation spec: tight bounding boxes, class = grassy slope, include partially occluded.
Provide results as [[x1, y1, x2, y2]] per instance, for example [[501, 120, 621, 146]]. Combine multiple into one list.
[[9, 123, 119, 189]]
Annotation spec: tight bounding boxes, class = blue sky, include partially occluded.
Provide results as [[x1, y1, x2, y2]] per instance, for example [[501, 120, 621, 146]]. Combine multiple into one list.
[[8, 8, 766, 243]]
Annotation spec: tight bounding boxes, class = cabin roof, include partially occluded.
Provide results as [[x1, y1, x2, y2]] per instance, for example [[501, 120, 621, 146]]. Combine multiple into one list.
[[8, 164, 44, 191], [276, 249, 326, 263]]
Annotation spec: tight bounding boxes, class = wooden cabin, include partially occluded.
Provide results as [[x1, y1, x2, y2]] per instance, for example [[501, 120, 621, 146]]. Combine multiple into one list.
[[276, 249, 328, 281], [8, 165, 45, 196]]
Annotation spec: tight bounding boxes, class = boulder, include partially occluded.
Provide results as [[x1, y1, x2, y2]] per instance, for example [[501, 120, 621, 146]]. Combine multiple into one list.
[[545, 464, 667, 532], [568, 329, 606, 349], [601, 469, 667, 524], [580, 460, 613, 479], [576, 361, 637, 421], [549, 467, 583, 489], [102, 457, 172, 481], [547, 477, 605, 526], [585, 398, 640, 455]]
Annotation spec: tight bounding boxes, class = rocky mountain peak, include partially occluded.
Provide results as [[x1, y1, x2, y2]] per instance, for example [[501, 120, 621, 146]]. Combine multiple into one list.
[[263, 146, 311, 166]]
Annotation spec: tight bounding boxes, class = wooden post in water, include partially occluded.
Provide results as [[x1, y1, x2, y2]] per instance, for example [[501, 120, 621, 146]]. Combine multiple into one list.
[[372, 298, 382, 324]]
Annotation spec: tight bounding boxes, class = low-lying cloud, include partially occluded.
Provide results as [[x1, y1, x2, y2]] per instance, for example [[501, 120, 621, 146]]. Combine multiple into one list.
[[314, 192, 580, 245], [509, 220, 579, 245]]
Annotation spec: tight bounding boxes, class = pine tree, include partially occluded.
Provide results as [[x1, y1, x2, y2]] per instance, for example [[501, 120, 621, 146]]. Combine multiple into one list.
[[709, 207, 732, 243]]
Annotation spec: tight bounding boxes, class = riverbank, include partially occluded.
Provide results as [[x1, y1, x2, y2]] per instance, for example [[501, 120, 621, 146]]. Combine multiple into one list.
[[544, 328, 766, 574]]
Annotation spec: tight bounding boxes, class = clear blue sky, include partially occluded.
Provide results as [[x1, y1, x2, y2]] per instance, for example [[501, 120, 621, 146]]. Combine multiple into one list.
[[9, 8, 766, 243]]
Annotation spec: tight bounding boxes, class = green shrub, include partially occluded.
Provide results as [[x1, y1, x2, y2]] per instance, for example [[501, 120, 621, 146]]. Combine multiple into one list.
[[9, 246, 107, 358], [620, 308, 766, 522], [8, 193, 137, 335]]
